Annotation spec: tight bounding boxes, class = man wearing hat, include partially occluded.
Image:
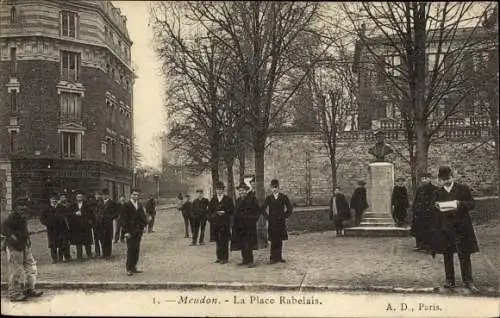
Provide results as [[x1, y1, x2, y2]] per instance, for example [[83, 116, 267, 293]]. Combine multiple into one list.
[[411, 172, 438, 252], [96, 188, 119, 259], [263, 179, 293, 264], [350, 181, 369, 226], [329, 186, 351, 236], [431, 166, 479, 293], [190, 189, 210, 245], [145, 194, 157, 233], [92, 190, 104, 256], [55, 191, 72, 261], [68, 190, 94, 260], [1, 198, 44, 302], [208, 181, 234, 264], [40, 193, 70, 263], [231, 183, 261, 267], [391, 177, 410, 227]]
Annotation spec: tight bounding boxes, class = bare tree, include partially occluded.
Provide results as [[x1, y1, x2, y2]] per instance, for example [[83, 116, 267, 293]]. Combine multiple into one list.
[[339, 2, 496, 190], [182, 2, 334, 203]]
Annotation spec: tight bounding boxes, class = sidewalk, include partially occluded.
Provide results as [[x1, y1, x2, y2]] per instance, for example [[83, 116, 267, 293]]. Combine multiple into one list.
[[1, 205, 498, 297]]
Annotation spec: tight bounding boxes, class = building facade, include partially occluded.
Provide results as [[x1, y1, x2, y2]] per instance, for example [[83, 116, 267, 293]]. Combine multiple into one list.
[[0, 0, 135, 214]]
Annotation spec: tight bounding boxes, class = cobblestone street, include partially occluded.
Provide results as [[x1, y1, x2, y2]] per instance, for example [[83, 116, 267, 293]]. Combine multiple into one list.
[[1, 206, 499, 297]]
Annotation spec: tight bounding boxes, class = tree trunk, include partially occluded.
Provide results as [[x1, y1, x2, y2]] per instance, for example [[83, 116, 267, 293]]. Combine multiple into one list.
[[254, 144, 266, 205], [330, 153, 337, 193], [225, 158, 235, 201], [238, 148, 246, 185], [210, 145, 219, 191], [414, 122, 430, 182]]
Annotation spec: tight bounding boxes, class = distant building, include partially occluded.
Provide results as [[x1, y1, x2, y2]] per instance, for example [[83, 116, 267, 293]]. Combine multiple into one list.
[[0, 0, 136, 212], [353, 23, 496, 130]]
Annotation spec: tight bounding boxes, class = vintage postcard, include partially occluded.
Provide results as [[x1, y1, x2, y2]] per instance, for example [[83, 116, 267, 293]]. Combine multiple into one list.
[[0, 1, 499, 317]]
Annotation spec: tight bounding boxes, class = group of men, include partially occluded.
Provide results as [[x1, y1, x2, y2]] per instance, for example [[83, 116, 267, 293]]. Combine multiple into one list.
[[178, 178, 293, 268], [328, 181, 369, 236], [0, 187, 157, 302]]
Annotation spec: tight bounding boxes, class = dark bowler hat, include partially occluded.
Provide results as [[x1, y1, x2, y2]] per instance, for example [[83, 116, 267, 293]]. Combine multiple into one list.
[[74, 189, 84, 195], [422, 172, 432, 178], [270, 179, 280, 187], [357, 180, 366, 186], [195, 189, 203, 193], [236, 183, 249, 190], [215, 181, 225, 190], [102, 188, 110, 195], [438, 166, 453, 180]]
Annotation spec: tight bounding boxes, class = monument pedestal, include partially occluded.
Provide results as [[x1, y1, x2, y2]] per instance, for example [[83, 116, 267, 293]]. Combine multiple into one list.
[[345, 162, 410, 237]]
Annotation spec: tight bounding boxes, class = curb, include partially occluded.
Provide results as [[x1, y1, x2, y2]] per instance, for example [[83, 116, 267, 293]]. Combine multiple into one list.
[[0, 281, 497, 297]]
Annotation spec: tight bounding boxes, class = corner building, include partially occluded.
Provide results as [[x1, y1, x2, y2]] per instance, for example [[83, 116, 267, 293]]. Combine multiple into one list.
[[0, 0, 136, 213]]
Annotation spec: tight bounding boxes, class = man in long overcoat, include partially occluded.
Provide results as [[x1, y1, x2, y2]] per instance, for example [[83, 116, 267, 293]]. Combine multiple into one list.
[[350, 180, 369, 226], [55, 192, 72, 261], [39, 194, 70, 263], [68, 191, 94, 260], [411, 173, 437, 252], [392, 177, 410, 227], [231, 183, 261, 267], [329, 186, 351, 236], [263, 179, 293, 264], [208, 181, 234, 264], [145, 195, 156, 233], [430, 166, 479, 293]]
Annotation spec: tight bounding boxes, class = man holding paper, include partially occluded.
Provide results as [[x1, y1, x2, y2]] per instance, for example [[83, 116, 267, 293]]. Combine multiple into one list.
[[431, 166, 479, 293]]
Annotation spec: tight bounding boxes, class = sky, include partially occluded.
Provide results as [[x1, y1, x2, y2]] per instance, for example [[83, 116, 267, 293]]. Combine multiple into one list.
[[113, 1, 165, 169]]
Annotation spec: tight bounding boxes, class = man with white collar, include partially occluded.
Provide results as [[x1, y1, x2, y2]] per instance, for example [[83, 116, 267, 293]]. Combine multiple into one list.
[[97, 189, 119, 259], [431, 166, 479, 293], [68, 190, 94, 260], [263, 179, 293, 264], [122, 188, 148, 276], [208, 181, 234, 264]]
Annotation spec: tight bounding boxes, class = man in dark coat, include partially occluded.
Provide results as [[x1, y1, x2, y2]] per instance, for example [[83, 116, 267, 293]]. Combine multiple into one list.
[[231, 183, 261, 268], [1, 199, 44, 302], [55, 192, 72, 261], [122, 188, 149, 276], [91, 190, 104, 256], [114, 194, 126, 243], [350, 180, 369, 226], [329, 186, 351, 236], [431, 166, 479, 293], [180, 194, 192, 238], [40, 194, 70, 263], [68, 191, 94, 260], [263, 179, 293, 264], [208, 181, 234, 264], [145, 195, 156, 233], [96, 189, 119, 259], [411, 173, 437, 252], [190, 189, 210, 245], [392, 177, 410, 227]]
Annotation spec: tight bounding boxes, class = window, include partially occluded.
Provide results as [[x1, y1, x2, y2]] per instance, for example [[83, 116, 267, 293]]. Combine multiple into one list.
[[61, 132, 81, 159], [61, 11, 78, 38], [10, 131, 17, 152], [60, 93, 81, 120], [10, 7, 17, 24], [61, 51, 80, 81], [111, 141, 116, 163], [10, 47, 17, 75], [101, 142, 107, 154], [10, 91, 18, 112]]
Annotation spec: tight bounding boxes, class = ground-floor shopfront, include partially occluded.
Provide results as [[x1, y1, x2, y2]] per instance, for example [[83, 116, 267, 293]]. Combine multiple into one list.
[[0, 157, 132, 216]]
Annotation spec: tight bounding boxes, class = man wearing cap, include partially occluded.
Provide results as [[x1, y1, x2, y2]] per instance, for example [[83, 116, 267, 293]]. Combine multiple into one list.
[[96, 189, 119, 259], [431, 166, 479, 293], [145, 194, 157, 233], [122, 188, 149, 276], [231, 183, 261, 267], [329, 186, 351, 236], [68, 191, 94, 260], [263, 179, 293, 264], [391, 177, 410, 227], [208, 181, 234, 264], [411, 172, 438, 252], [1, 199, 44, 302], [190, 189, 210, 245], [40, 194, 69, 263], [350, 181, 369, 226]]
